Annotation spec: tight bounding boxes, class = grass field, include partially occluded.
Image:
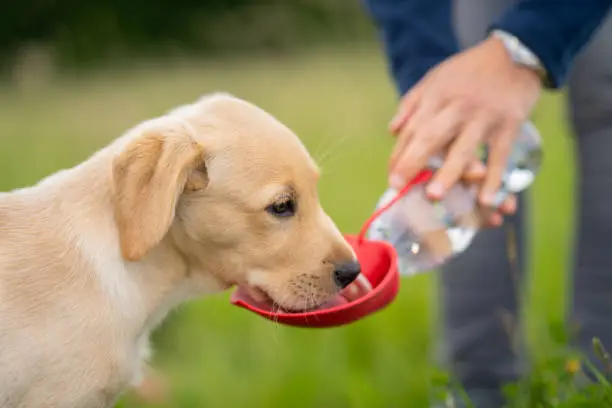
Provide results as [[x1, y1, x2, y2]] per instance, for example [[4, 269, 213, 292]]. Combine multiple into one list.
[[0, 46, 581, 407]]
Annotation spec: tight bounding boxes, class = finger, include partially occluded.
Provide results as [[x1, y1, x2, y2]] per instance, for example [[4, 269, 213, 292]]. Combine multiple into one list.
[[389, 99, 417, 135], [389, 87, 422, 134], [426, 113, 492, 200], [485, 212, 504, 228], [389, 120, 414, 173], [389, 103, 462, 190], [499, 194, 517, 215], [389, 96, 441, 174], [483, 194, 519, 228], [479, 121, 520, 207]]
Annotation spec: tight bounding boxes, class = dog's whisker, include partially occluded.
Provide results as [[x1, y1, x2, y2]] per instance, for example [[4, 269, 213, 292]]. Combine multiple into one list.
[[314, 133, 351, 173], [318, 151, 347, 176], [312, 136, 332, 166], [271, 305, 282, 343]]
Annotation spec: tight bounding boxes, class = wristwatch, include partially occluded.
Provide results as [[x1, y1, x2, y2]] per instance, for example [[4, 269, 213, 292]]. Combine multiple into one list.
[[490, 29, 551, 87]]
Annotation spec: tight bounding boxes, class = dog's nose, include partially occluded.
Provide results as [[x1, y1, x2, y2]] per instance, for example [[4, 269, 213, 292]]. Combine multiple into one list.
[[333, 261, 361, 289]]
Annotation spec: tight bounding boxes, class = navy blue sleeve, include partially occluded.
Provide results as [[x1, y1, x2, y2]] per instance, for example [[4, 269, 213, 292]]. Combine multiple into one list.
[[363, 0, 612, 94], [491, 0, 612, 89], [362, 0, 459, 96]]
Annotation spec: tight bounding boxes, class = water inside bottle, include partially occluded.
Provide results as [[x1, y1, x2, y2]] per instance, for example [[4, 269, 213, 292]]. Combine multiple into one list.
[[368, 184, 479, 275]]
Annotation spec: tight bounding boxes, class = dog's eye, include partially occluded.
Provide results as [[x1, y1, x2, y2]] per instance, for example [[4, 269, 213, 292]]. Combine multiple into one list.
[[266, 198, 296, 218]]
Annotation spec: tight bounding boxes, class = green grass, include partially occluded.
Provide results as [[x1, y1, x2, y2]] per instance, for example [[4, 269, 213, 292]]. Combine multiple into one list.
[[0, 46, 589, 407]]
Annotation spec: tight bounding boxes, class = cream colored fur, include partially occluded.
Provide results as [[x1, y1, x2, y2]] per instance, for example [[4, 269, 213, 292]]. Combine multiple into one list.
[[0, 93, 356, 408]]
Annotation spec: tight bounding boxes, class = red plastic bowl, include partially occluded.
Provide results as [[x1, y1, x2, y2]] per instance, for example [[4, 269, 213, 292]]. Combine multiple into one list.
[[229, 170, 434, 329], [230, 235, 400, 328]]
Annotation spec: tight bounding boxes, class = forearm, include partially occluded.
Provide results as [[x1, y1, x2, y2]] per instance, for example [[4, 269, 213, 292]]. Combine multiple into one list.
[[362, 0, 459, 95], [491, 0, 612, 89]]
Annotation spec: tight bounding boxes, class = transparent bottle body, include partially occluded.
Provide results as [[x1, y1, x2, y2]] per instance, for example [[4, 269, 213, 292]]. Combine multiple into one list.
[[368, 121, 542, 275], [368, 183, 480, 275]]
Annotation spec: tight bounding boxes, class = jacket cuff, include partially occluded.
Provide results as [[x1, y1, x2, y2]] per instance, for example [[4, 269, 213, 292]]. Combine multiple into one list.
[[490, 2, 612, 89], [490, 20, 566, 89]]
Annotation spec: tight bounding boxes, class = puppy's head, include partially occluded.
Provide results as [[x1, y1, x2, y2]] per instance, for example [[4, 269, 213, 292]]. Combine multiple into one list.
[[111, 93, 359, 311]]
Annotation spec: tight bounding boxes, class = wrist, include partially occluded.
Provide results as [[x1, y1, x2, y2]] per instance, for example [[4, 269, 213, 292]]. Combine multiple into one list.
[[489, 29, 550, 88], [484, 36, 543, 90]]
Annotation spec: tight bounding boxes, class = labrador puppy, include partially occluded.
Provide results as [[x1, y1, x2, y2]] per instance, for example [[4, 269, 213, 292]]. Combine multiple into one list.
[[0, 93, 360, 408]]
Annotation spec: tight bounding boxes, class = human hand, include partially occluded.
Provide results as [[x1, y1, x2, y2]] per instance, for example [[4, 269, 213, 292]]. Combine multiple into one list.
[[388, 36, 541, 224]]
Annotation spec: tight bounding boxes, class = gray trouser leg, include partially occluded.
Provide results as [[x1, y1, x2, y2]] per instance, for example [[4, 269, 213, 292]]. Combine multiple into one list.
[[566, 13, 612, 375], [437, 1, 525, 406], [440, 2, 612, 406]]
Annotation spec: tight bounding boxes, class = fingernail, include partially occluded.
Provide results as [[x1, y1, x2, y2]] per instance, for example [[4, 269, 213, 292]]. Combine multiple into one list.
[[389, 174, 405, 190], [426, 182, 444, 198]]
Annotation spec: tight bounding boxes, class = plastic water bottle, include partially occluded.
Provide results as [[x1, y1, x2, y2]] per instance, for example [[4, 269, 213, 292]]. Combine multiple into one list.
[[367, 121, 542, 276]]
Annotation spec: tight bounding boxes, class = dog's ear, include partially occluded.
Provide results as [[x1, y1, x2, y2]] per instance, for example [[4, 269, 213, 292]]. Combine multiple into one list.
[[111, 118, 207, 262]]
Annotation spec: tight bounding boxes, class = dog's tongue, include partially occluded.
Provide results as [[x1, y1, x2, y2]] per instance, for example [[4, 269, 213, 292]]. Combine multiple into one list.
[[232, 286, 347, 311], [232, 286, 273, 310]]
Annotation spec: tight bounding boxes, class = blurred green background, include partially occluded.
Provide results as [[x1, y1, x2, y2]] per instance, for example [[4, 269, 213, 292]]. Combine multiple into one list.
[[0, 1, 575, 407]]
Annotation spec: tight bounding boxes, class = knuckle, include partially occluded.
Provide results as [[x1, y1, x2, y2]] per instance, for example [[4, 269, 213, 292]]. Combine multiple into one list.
[[395, 155, 419, 176], [390, 148, 402, 164], [504, 109, 523, 124], [439, 163, 462, 183], [455, 98, 478, 113], [490, 143, 512, 161], [406, 143, 428, 162], [477, 105, 496, 118], [420, 126, 442, 144], [433, 172, 454, 189], [486, 159, 506, 175], [398, 126, 413, 141], [404, 119, 420, 136], [453, 141, 475, 161], [484, 177, 502, 191]]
